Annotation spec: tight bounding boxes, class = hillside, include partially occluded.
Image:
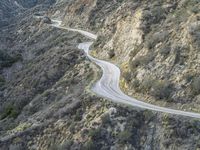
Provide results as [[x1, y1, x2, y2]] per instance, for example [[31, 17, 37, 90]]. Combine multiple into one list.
[[0, 0, 200, 150], [57, 0, 200, 112]]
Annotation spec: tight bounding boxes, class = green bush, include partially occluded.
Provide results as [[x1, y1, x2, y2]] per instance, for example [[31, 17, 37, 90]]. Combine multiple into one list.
[[184, 73, 195, 83], [0, 75, 5, 82], [69, 122, 76, 133], [92, 36, 105, 48], [151, 80, 173, 101], [129, 44, 143, 58], [107, 49, 115, 58], [143, 53, 155, 65], [191, 5, 199, 14], [142, 6, 165, 27], [191, 77, 200, 96], [122, 72, 132, 82], [150, 6, 166, 24], [88, 128, 101, 140], [173, 47, 181, 65], [0, 104, 19, 120], [159, 45, 171, 57], [101, 114, 110, 125], [82, 140, 96, 150], [131, 79, 140, 91], [50, 140, 73, 150], [0, 50, 22, 69], [129, 58, 140, 70], [141, 77, 155, 93], [143, 110, 154, 122], [129, 53, 155, 71], [9, 144, 26, 150], [117, 130, 132, 144], [74, 109, 83, 121], [0, 75, 5, 87]]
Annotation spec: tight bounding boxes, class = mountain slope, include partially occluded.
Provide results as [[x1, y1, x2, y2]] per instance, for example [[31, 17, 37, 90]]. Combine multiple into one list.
[[0, 0, 200, 150], [58, 0, 200, 112]]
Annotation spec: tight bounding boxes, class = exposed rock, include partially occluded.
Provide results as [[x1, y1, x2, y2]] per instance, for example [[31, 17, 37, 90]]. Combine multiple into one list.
[[0, 0, 200, 150]]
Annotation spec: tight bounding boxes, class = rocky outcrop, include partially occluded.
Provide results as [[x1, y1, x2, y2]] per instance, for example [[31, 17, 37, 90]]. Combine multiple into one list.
[[0, 0, 200, 150]]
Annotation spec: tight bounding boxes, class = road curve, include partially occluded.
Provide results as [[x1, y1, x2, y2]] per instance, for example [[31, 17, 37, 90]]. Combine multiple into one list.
[[51, 19, 200, 119]]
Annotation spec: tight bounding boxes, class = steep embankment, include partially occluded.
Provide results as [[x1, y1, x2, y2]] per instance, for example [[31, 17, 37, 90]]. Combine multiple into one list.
[[1, 1, 200, 150], [94, 0, 200, 112], [55, 0, 200, 112]]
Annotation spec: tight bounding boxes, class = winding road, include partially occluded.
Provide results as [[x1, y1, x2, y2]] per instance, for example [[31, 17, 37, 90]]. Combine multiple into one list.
[[51, 19, 200, 119]]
